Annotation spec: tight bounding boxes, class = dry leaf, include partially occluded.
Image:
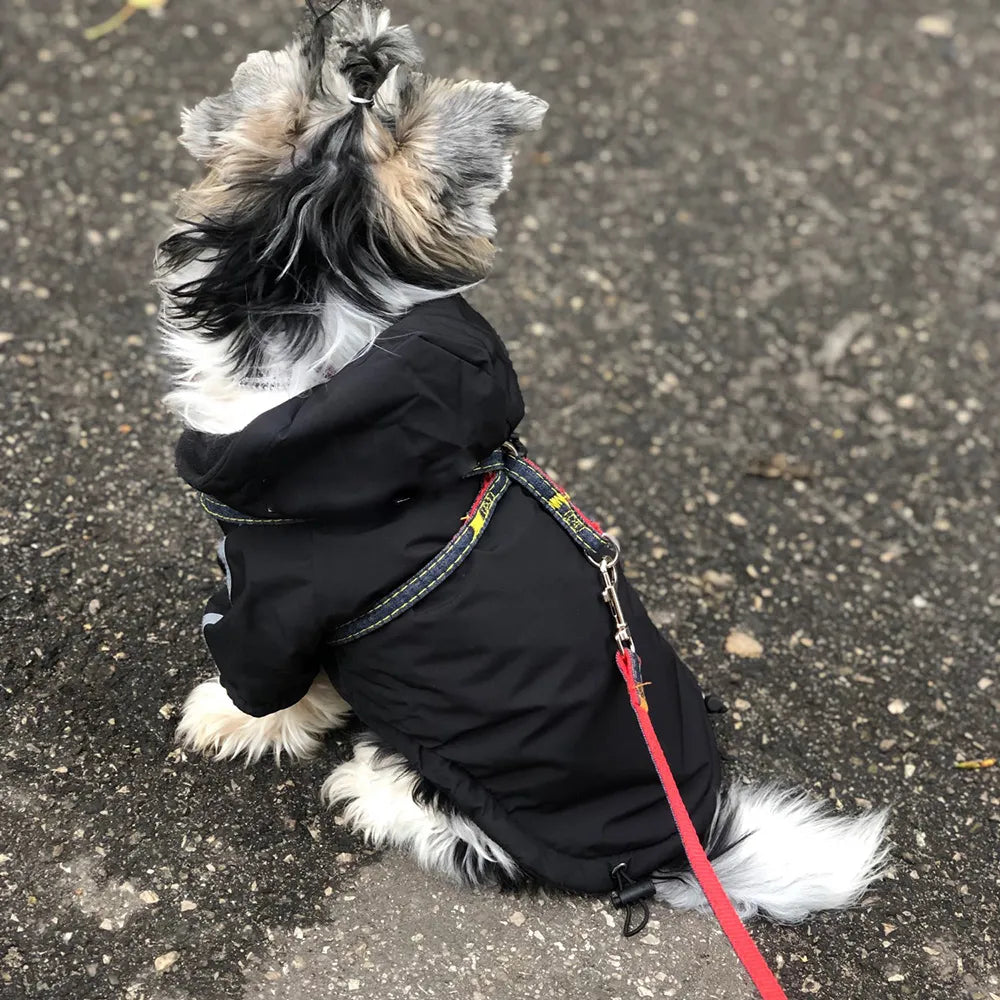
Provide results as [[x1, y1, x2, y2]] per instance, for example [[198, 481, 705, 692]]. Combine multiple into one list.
[[954, 758, 996, 770], [85, 0, 166, 41]]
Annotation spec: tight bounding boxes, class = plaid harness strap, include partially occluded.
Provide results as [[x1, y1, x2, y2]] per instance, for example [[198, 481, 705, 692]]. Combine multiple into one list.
[[330, 445, 616, 645]]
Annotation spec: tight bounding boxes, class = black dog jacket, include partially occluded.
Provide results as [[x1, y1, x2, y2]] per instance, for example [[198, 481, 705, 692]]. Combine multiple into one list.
[[177, 295, 721, 893]]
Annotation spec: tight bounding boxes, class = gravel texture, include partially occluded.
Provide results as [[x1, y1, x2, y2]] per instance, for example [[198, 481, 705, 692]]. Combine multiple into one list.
[[2, 1, 998, 998]]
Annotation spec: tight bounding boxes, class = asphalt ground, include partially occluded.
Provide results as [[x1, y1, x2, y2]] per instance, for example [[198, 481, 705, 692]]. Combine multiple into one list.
[[1, 1, 998, 998]]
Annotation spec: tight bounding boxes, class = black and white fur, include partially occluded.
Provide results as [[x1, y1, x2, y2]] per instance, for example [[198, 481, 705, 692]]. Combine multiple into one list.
[[161, 1, 889, 923]]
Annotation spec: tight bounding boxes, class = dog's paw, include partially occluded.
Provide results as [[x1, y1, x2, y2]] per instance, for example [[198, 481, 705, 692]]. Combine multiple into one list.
[[176, 675, 351, 764]]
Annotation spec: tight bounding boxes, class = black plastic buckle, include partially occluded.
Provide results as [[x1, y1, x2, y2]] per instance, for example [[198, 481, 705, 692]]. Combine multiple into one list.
[[704, 693, 728, 714], [609, 862, 655, 937]]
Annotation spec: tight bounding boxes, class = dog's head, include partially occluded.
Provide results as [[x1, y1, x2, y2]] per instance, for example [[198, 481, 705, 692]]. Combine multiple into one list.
[[158, 0, 547, 371]]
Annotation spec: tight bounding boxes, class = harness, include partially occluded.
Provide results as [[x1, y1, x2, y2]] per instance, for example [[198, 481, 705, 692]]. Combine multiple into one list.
[[332, 442, 617, 645], [201, 442, 789, 1000]]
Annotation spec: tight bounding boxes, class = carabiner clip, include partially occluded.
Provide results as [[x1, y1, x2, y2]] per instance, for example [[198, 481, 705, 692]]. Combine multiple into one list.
[[590, 535, 635, 656]]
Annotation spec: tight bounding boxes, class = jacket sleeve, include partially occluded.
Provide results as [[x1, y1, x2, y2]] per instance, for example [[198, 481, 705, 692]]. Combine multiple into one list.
[[200, 526, 324, 717]]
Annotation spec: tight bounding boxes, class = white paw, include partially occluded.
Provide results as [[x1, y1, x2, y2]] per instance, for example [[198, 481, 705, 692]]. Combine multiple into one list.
[[176, 674, 351, 764]]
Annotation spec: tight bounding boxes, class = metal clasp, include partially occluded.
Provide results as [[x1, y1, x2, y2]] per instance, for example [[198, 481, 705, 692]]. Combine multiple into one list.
[[592, 535, 635, 656]]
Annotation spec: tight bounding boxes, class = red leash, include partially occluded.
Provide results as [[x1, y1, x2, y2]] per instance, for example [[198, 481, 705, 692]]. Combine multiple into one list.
[[615, 648, 789, 1000], [511, 452, 787, 996]]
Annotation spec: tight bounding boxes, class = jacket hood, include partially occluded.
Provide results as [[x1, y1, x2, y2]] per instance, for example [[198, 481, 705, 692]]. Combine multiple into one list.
[[176, 296, 524, 519]]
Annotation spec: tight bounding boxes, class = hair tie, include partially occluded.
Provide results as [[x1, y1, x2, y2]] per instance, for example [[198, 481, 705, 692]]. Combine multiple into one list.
[[348, 94, 374, 106]]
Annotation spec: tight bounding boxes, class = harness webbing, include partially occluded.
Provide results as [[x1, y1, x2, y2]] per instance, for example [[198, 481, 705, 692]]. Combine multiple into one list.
[[330, 470, 510, 645], [328, 446, 616, 644], [200, 494, 305, 525], [199, 444, 789, 999]]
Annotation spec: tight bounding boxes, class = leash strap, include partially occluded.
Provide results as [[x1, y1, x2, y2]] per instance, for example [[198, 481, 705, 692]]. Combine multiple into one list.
[[614, 649, 788, 999], [594, 539, 787, 998]]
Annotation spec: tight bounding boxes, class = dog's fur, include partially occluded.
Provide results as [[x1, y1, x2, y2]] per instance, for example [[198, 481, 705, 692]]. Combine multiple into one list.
[[159, 1, 888, 923]]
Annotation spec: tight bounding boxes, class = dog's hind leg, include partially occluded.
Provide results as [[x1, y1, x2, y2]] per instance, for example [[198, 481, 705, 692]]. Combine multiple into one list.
[[176, 672, 351, 763], [322, 735, 524, 888]]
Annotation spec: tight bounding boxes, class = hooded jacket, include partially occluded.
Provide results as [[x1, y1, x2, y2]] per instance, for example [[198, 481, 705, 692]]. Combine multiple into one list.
[[177, 295, 720, 894]]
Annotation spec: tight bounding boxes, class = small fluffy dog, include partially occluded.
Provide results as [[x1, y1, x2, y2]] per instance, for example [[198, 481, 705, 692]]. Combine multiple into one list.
[[157, 1, 888, 924]]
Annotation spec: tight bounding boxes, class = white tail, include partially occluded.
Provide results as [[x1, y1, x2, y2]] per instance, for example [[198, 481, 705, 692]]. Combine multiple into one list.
[[655, 783, 890, 923]]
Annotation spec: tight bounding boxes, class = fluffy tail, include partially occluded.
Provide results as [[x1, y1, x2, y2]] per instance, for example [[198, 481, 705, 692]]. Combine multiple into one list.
[[655, 783, 890, 923]]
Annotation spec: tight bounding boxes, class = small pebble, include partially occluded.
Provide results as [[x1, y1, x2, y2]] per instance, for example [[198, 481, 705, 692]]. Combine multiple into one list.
[[725, 631, 763, 658], [915, 14, 953, 38], [702, 570, 734, 589], [154, 951, 178, 973]]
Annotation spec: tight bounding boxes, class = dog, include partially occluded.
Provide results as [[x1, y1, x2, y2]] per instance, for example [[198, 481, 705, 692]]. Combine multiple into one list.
[[156, 0, 888, 926]]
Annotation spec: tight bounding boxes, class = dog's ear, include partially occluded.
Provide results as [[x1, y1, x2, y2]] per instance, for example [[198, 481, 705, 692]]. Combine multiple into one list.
[[388, 78, 548, 239], [179, 47, 311, 166]]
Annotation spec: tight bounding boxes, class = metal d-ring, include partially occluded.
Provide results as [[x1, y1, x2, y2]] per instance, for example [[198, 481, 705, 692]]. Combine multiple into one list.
[[586, 531, 621, 570]]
